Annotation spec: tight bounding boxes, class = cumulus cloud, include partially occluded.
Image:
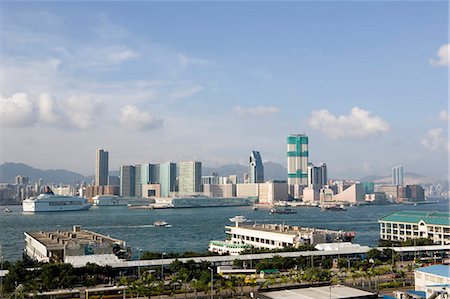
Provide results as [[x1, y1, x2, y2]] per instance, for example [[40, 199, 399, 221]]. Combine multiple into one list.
[[438, 110, 450, 122], [119, 105, 163, 131], [308, 107, 391, 139], [421, 128, 449, 151], [170, 85, 203, 99], [0, 93, 35, 127], [430, 44, 449, 67], [62, 95, 103, 129], [38, 93, 60, 124], [234, 105, 279, 116]]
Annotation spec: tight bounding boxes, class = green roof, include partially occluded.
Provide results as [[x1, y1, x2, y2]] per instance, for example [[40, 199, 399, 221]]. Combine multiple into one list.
[[379, 210, 450, 226]]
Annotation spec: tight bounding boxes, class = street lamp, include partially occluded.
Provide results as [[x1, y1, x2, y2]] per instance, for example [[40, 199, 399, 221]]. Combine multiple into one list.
[[208, 267, 213, 299], [161, 252, 166, 281], [137, 248, 142, 279]]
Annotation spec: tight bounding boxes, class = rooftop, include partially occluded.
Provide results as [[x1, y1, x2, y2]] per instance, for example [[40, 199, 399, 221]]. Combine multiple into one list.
[[258, 284, 376, 299], [25, 225, 124, 250], [415, 264, 450, 278], [379, 211, 450, 226], [227, 223, 354, 237]]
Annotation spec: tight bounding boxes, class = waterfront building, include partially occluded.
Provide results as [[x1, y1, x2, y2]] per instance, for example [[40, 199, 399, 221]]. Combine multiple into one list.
[[120, 165, 135, 197], [303, 186, 320, 202], [392, 165, 404, 186], [178, 161, 202, 196], [249, 151, 264, 183], [142, 183, 161, 198], [208, 240, 250, 256], [379, 185, 399, 200], [414, 264, 449, 299], [95, 148, 109, 186], [225, 222, 355, 250], [203, 184, 236, 197], [364, 192, 387, 203], [379, 211, 450, 245], [287, 134, 308, 199], [258, 181, 288, 204], [159, 162, 177, 197], [331, 183, 365, 203], [362, 181, 375, 194], [134, 164, 142, 198], [24, 225, 128, 266], [85, 185, 119, 200], [141, 163, 159, 184], [256, 285, 377, 299], [398, 185, 425, 201], [236, 183, 259, 199]]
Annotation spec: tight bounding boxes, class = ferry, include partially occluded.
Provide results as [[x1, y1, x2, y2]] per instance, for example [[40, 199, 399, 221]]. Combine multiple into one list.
[[321, 204, 347, 211], [23, 187, 92, 212]]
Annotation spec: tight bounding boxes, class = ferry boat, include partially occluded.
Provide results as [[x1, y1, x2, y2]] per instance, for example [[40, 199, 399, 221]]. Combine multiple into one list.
[[22, 187, 92, 212], [153, 220, 171, 227], [269, 208, 297, 214], [321, 204, 347, 211]]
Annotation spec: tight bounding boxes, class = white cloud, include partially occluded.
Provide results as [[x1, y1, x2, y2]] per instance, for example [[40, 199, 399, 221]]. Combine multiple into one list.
[[234, 105, 279, 116], [308, 107, 391, 139], [0, 93, 35, 127], [438, 110, 450, 122], [119, 105, 163, 131], [61, 95, 103, 129], [169, 85, 203, 99], [38, 93, 60, 124], [177, 54, 209, 67], [430, 44, 449, 67], [107, 49, 138, 65], [421, 128, 449, 151]]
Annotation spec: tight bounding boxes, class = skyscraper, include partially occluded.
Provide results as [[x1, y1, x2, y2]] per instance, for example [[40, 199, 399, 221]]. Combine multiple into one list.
[[141, 163, 160, 184], [307, 162, 328, 189], [319, 162, 327, 187], [134, 164, 142, 198], [392, 165, 404, 186], [249, 151, 264, 183], [178, 161, 202, 196], [120, 165, 135, 197], [95, 148, 109, 186], [287, 134, 309, 198], [159, 162, 177, 197]]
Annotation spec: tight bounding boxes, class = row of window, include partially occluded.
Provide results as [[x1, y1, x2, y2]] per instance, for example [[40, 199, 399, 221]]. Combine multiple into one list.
[[232, 234, 292, 247]]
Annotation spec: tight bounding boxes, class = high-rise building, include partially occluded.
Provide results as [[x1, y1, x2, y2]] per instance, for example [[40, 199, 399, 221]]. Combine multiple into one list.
[[141, 164, 160, 184], [249, 151, 264, 183], [159, 162, 177, 197], [392, 165, 404, 186], [307, 162, 327, 189], [134, 164, 142, 198], [120, 165, 135, 197], [95, 149, 109, 186], [287, 134, 309, 198], [178, 161, 202, 196], [319, 163, 327, 186]]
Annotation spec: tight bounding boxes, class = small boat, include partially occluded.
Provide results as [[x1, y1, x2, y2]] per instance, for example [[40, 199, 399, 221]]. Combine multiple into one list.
[[229, 215, 247, 222], [269, 208, 297, 214], [321, 204, 347, 211], [154, 221, 171, 227], [252, 206, 258, 211], [4, 208, 11, 213]]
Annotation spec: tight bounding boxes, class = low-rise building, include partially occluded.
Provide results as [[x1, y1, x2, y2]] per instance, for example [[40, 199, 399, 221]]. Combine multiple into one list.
[[24, 225, 128, 266], [379, 211, 450, 245], [203, 184, 236, 197], [415, 264, 449, 299]]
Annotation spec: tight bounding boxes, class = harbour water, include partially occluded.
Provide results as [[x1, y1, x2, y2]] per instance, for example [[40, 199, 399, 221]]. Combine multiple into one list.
[[0, 200, 448, 261]]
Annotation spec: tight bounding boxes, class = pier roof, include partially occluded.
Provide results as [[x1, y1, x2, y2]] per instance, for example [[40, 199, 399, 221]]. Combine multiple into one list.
[[379, 211, 450, 226]]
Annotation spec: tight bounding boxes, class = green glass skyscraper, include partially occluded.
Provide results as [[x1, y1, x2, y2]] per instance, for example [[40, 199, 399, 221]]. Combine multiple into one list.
[[287, 134, 309, 198]]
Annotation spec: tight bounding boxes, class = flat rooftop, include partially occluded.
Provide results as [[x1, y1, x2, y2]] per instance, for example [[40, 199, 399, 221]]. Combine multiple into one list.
[[258, 285, 377, 299], [379, 210, 450, 226], [228, 223, 353, 236], [25, 225, 124, 250]]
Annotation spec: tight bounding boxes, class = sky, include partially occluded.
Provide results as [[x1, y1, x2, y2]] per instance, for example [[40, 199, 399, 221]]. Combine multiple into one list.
[[0, 1, 448, 179]]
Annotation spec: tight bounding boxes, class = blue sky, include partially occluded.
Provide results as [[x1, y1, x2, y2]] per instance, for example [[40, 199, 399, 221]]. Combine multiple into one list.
[[0, 1, 448, 179]]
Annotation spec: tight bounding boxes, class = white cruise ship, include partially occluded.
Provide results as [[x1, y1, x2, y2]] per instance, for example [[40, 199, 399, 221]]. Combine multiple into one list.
[[23, 187, 92, 212]]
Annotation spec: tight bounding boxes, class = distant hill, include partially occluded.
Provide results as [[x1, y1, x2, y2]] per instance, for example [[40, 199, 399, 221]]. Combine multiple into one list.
[[203, 162, 287, 181], [360, 172, 435, 185], [0, 162, 86, 185]]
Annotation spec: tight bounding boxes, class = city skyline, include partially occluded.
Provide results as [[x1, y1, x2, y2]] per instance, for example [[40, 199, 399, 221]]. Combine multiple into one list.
[[0, 2, 448, 179]]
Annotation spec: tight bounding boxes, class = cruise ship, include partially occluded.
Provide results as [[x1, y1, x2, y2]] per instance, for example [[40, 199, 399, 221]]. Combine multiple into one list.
[[23, 187, 92, 212]]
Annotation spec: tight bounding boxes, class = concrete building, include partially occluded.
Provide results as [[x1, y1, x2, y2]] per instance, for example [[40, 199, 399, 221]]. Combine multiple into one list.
[[249, 151, 264, 183], [159, 162, 177, 197], [203, 184, 236, 198], [142, 183, 161, 199], [120, 165, 135, 197], [24, 225, 128, 266], [331, 183, 365, 203], [379, 211, 450, 245], [134, 164, 142, 198], [178, 161, 202, 196], [256, 285, 377, 299], [303, 186, 320, 202], [258, 182, 288, 204], [85, 185, 120, 200], [398, 185, 425, 201], [287, 134, 308, 199], [95, 148, 109, 186], [415, 264, 449, 299], [236, 183, 259, 199], [392, 165, 404, 186], [379, 185, 399, 200], [225, 222, 355, 249]]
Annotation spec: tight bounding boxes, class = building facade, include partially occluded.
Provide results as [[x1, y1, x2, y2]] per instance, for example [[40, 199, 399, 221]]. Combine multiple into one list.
[[392, 165, 404, 187], [249, 151, 264, 183], [159, 162, 177, 197], [178, 161, 202, 196], [120, 165, 135, 197], [415, 265, 449, 299], [287, 134, 308, 199], [379, 211, 450, 245], [95, 149, 109, 186]]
